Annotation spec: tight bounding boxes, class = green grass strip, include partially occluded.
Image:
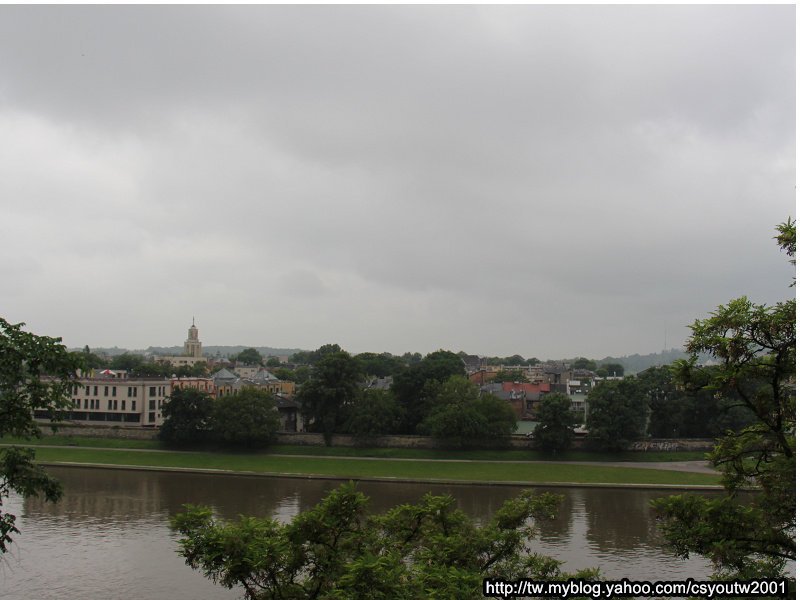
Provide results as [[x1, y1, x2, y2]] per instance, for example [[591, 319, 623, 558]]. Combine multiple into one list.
[[30, 447, 721, 487], [7, 436, 709, 463]]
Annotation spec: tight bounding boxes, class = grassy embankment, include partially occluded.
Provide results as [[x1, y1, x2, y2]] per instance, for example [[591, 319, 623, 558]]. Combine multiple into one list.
[[4, 436, 720, 487], [10, 435, 709, 462]]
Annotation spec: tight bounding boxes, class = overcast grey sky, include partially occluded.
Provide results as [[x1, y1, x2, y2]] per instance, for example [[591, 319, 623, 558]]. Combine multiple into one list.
[[0, 5, 795, 359]]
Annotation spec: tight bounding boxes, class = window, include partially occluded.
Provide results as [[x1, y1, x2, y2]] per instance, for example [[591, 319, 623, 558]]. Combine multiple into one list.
[[83, 399, 88, 409], [112, 387, 117, 397], [94, 386, 98, 396], [104, 386, 109, 397], [128, 387, 132, 397], [133, 387, 137, 397], [108, 400, 112, 410], [86, 386, 90, 396], [149, 400, 156, 410], [121, 400, 126, 411], [113, 400, 118, 410], [149, 387, 156, 397], [148, 412, 155, 423], [131, 400, 136, 411]]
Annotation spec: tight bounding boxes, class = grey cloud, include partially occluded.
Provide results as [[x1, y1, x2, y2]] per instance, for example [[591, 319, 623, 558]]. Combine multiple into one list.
[[0, 5, 793, 357]]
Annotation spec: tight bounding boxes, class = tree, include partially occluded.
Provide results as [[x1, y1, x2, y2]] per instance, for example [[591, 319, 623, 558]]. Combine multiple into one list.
[[596, 362, 624, 377], [235, 348, 263, 366], [211, 387, 281, 448], [354, 352, 405, 378], [0, 318, 81, 553], [418, 376, 517, 448], [77, 345, 107, 370], [265, 356, 281, 368], [653, 221, 795, 581], [344, 389, 404, 441], [639, 365, 755, 439], [532, 393, 573, 453], [109, 352, 145, 372], [391, 350, 465, 433], [159, 387, 215, 446], [172, 482, 596, 599], [296, 350, 363, 445], [571, 357, 596, 371], [586, 378, 647, 451]]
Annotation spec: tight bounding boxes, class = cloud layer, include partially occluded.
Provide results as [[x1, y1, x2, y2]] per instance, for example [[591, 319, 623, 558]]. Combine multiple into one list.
[[0, 5, 794, 358]]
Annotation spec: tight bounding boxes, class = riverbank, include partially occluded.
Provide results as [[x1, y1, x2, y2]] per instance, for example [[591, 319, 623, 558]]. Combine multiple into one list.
[[21, 443, 722, 489]]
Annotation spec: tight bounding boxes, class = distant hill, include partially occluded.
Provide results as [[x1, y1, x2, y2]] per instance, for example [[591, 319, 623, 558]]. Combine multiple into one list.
[[593, 349, 697, 374]]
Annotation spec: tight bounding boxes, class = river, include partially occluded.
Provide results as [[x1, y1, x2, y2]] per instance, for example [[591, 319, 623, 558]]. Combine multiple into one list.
[[1, 466, 714, 599]]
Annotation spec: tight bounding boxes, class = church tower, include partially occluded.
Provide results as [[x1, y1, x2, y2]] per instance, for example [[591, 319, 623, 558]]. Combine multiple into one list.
[[183, 318, 203, 358]]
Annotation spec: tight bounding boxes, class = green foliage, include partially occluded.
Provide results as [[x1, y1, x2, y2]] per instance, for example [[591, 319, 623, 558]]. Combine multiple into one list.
[[596, 362, 624, 377], [532, 393, 573, 453], [419, 376, 517, 448], [159, 387, 215, 446], [297, 350, 363, 445], [391, 350, 465, 433], [0, 318, 81, 553], [571, 357, 596, 371], [235, 348, 263, 366], [211, 387, 281, 448], [290, 344, 343, 366], [109, 352, 145, 372], [640, 365, 756, 438], [344, 389, 404, 440], [265, 356, 281, 368], [77, 345, 108, 369], [354, 352, 405, 378], [172, 482, 596, 599], [586, 378, 647, 451], [654, 220, 796, 580]]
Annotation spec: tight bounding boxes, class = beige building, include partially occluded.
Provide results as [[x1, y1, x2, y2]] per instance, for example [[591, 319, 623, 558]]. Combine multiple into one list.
[[57, 373, 172, 426]]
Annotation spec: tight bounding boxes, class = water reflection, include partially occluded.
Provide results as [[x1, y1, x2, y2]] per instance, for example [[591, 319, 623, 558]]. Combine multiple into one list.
[[5, 466, 717, 599]]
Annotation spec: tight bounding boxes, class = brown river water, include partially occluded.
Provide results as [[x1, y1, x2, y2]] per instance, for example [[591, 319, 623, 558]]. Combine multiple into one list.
[[1, 466, 715, 599]]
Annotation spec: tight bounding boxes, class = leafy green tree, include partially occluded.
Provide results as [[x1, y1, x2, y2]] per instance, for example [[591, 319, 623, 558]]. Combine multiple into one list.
[[271, 367, 296, 381], [0, 318, 81, 553], [391, 350, 465, 433], [235, 348, 263, 366], [654, 220, 796, 581], [293, 365, 311, 384], [639, 365, 755, 439], [503, 354, 526, 366], [586, 378, 647, 451], [344, 389, 404, 441], [296, 350, 363, 445], [159, 387, 215, 446], [172, 482, 595, 599], [265, 356, 281, 368], [532, 393, 573, 453], [354, 352, 405, 378], [211, 387, 281, 448], [77, 345, 107, 370], [110, 352, 145, 372], [571, 357, 596, 371], [419, 376, 516, 448], [596, 362, 624, 377]]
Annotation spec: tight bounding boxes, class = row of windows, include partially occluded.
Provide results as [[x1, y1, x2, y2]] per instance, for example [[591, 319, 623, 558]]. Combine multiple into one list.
[[73, 398, 137, 411], [74, 385, 170, 398]]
